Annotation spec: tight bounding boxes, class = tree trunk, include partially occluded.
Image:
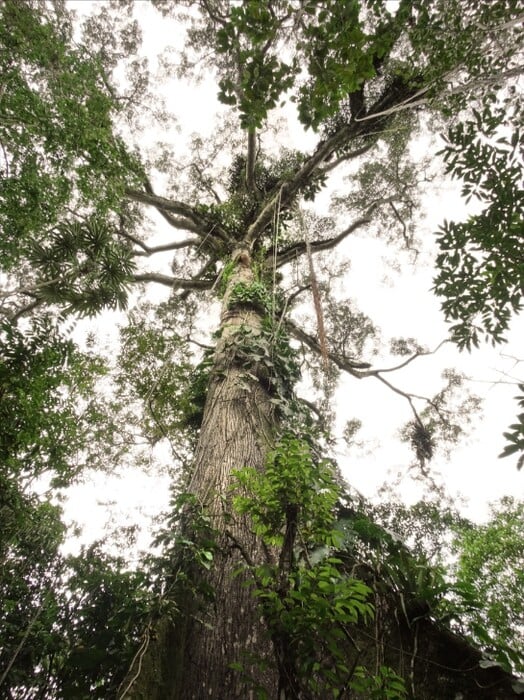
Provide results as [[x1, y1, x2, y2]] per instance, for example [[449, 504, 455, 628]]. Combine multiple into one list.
[[121, 249, 279, 699]]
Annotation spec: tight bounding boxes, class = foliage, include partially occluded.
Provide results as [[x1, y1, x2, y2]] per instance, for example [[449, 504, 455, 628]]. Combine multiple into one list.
[[368, 497, 524, 673], [51, 544, 153, 699], [324, 295, 378, 361], [233, 434, 340, 547], [0, 521, 154, 699], [203, 0, 523, 134], [228, 280, 275, 314], [0, 0, 144, 271], [211, 0, 408, 131], [30, 219, 137, 315], [448, 497, 524, 673], [116, 308, 210, 449], [232, 435, 406, 698], [1, 0, 523, 696], [151, 490, 219, 603], [215, 2, 295, 129], [399, 369, 482, 467], [221, 318, 301, 415], [434, 106, 523, 350], [350, 665, 407, 700], [499, 383, 524, 470], [0, 313, 153, 696], [0, 316, 119, 487]]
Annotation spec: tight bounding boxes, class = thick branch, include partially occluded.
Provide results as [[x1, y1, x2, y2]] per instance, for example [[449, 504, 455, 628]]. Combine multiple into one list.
[[319, 142, 376, 174], [353, 66, 523, 126], [272, 217, 371, 268], [159, 208, 206, 234], [132, 273, 214, 290], [245, 124, 353, 243], [116, 229, 199, 256], [126, 188, 204, 229], [246, 79, 422, 244], [245, 128, 257, 193], [286, 319, 370, 373], [126, 188, 206, 230], [7, 299, 42, 323], [179, 258, 219, 301]]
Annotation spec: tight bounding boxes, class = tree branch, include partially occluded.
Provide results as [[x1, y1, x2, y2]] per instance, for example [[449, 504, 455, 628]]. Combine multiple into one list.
[[7, 299, 43, 323], [353, 66, 523, 126], [200, 0, 228, 26], [246, 79, 423, 244], [132, 273, 214, 291], [284, 284, 311, 308], [286, 319, 371, 373], [116, 229, 199, 256], [288, 318, 451, 427], [245, 124, 353, 243], [126, 188, 206, 233], [0, 276, 62, 301], [319, 142, 376, 174], [370, 341, 448, 374], [178, 258, 219, 301], [272, 217, 371, 268], [192, 162, 222, 203], [245, 128, 257, 194]]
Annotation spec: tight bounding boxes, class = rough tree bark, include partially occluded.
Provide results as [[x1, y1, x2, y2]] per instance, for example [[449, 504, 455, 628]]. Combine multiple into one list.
[[121, 249, 280, 699]]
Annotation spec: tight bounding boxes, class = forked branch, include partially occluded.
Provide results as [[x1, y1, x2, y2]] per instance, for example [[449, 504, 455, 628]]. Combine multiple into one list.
[[126, 188, 206, 234], [116, 229, 200, 256], [288, 319, 449, 426], [126, 182, 232, 246]]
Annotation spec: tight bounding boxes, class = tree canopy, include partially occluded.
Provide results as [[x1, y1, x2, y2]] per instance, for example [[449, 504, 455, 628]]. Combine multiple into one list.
[[1, 0, 523, 698]]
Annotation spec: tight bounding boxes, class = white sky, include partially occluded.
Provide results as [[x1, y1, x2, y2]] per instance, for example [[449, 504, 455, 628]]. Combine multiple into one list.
[[62, 1, 522, 555]]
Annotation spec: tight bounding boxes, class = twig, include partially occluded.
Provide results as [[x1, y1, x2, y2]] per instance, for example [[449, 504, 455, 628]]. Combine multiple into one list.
[[370, 341, 448, 374]]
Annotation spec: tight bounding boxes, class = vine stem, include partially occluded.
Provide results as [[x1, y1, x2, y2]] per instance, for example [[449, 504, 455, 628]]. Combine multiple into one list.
[[0, 587, 53, 689], [296, 207, 329, 367]]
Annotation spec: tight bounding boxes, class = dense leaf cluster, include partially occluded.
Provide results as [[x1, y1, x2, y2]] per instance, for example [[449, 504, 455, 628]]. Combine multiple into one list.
[[435, 107, 523, 349], [0, 317, 110, 486], [232, 435, 407, 698], [0, 0, 143, 271], [30, 220, 137, 315]]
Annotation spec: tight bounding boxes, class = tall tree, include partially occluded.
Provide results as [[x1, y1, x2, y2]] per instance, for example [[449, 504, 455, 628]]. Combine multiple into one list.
[[1, 0, 522, 698]]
